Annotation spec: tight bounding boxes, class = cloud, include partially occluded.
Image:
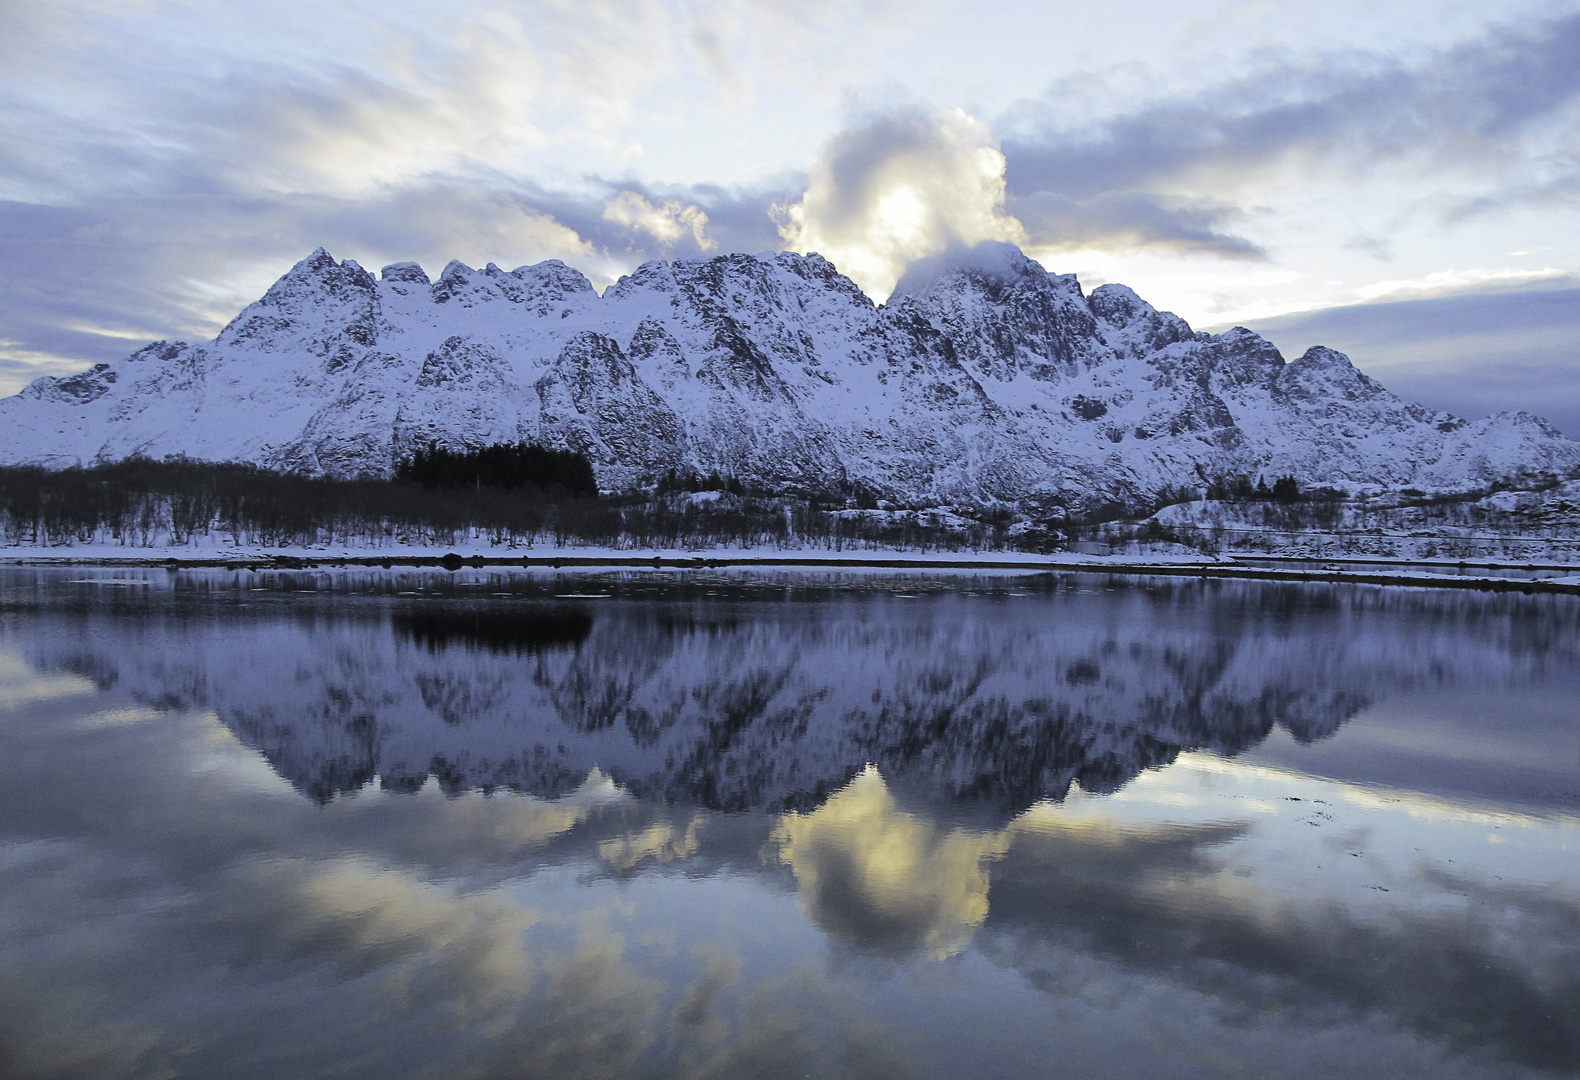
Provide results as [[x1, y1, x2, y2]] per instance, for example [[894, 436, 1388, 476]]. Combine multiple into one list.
[[1343, 234, 1394, 261], [0, 172, 806, 394], [0, 341, 90, 391], [0, 0, 703, 202], [602, 191, 716, 251], [599, 815, 706, 870], [776, 106, 1027, 301], [1010, 190, 1265, 259], [0, 185, 609, 393], [979, 10, 1580, 270], [0, 0, 903, 208], [1350, 266, 1578, 303], [0, 0, 824, 393], [995, 11, 1580, 249], [3, 0, 1578, 423]]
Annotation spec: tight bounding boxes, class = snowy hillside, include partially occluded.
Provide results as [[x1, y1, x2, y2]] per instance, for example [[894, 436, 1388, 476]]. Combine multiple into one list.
[[5, 243, 1577, 515]]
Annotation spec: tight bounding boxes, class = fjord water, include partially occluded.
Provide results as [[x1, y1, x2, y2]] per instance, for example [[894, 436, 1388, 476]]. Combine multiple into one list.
[[1, 568, 1576, 1080]]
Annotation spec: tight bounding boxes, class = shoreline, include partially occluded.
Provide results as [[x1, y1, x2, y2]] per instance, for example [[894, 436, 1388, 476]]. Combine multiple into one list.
[[4, 547, 1579, 596]]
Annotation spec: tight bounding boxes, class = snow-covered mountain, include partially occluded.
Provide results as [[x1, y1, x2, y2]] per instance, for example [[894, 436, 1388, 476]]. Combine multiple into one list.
[[6, 243, 1577, 514]]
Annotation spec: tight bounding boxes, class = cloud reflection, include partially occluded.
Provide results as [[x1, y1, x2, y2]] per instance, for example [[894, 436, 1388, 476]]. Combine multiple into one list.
[[983, 758, 1580, 1074], [772, 765, 1009, 958]]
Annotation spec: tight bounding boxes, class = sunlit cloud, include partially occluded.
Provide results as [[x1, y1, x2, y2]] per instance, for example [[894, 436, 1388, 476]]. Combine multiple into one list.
[[771, 765, 1010, 959], [599, 815, 706, 870], [0, 655, 96, 711], [252, 855, 542, 1023], [776, 106, 1027, 300], [0, 0, 693, 201], [0, 342, 95, 393], [1351, 266, 1576, 303], [602, 191, 717, 252]]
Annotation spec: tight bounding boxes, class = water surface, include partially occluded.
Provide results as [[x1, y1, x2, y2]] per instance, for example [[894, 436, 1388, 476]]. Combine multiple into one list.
[[1, 567, 1576, 1079]]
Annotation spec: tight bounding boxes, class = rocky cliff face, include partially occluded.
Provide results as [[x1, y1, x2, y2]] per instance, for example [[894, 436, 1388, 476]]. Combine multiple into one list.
[[6, 243, 1577, 514]]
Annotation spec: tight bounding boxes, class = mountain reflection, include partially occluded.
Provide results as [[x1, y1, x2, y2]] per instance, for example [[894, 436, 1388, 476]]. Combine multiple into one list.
[[13, 570, 1580, 814], [3, 572, 1578, 1080]]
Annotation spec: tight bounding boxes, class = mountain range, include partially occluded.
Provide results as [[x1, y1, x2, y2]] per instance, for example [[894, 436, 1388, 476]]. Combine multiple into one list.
[[6, 242, 1577, 514]]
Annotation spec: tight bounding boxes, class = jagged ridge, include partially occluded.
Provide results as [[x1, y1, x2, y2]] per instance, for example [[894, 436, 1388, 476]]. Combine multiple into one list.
[[5, 242, 1577, 515]]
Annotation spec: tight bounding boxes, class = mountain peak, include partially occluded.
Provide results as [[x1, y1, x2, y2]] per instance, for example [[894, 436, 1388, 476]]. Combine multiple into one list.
[[888, 241, 1048, 302], [380, 262, 429, 285]]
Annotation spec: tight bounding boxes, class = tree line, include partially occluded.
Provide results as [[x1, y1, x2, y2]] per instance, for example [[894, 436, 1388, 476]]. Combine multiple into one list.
[[395, 442, 597, 497], [7, 448, 1572, 557], [0, 451, 1028, 552]]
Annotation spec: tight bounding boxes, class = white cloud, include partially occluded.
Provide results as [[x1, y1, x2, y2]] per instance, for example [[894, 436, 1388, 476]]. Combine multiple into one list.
[[1352, 266, 1575, 302], [772, 765, 1009, 959], [776, 107, 1027, 300], [0, 342, 93, 396], [602, 191, 716, 251]]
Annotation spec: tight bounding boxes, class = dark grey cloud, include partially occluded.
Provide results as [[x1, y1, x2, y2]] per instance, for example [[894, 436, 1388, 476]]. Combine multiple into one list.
[[1232, 284, 1580, 437], [998, 11, 1580, 250], [982, 824, 1580, 1076], [1009, 189, 1264, 259], [1449, 171, 1580, 221]]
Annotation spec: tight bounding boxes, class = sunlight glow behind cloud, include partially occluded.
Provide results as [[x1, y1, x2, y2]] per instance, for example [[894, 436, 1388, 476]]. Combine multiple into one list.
[[776, 108, 1026, 300]]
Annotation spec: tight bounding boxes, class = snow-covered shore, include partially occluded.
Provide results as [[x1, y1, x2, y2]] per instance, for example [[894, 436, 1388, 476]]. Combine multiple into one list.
[[5, 540, 1578, 595], [0, 539, 1198, 569]]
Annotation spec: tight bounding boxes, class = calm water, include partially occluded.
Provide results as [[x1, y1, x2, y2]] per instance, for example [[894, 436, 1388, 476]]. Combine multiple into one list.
[[1, 567, 1577, 1080]]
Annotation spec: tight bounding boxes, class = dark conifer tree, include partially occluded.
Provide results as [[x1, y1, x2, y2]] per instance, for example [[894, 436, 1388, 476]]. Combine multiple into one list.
[[396, 442, 597, 497]]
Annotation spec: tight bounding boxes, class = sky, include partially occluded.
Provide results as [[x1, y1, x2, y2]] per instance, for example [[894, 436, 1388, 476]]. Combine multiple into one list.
[[3, 0, 1580, 433]]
